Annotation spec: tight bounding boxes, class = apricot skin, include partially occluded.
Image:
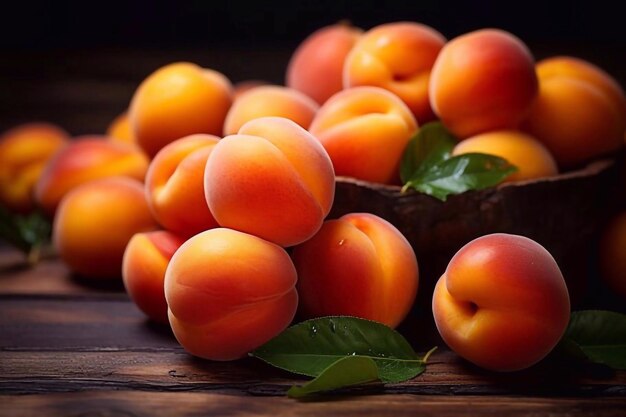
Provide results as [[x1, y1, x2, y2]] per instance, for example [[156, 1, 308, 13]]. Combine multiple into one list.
[[432, 233, 570, 371], [309, 86, 418, 184], [145, 134, 220, 237], [122, 230, 185, 323], [223, 86, 318, 135], [429, 29, 539, 139], [343, 21, 446, 123], [107, 112, 135, 144], [452, 130, 558, 182], [599, 212, 626, 300], [205, 117, 335, 247], [0, 123, 69, 213], [286, 23, 362, 105], [129, 62, 233, 157], [53, 177, 158, 280], [164, 228, 298, 361], [523, 57, 626, 169], [34, 137, 149, 216], [293, 213, 419, 328]]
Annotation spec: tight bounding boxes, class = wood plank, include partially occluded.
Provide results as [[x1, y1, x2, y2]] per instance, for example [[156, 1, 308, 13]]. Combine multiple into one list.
[[2, 391, 626, 417]]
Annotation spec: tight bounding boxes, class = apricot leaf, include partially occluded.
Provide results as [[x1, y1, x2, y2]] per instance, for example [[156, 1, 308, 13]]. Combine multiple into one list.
[[287, 356, 380, 398], [402, 153, 517, 201], [251, 316, 434, 388], [400, 121, 456, 184], [561, 310, 626, 370], [0, 205, 51, 264]]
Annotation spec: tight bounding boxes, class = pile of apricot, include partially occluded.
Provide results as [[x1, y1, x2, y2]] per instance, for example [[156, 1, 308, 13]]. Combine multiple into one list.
[[0, 20, 624, 371]]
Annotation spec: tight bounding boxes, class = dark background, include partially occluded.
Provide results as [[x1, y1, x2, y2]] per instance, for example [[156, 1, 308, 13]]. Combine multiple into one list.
[[1, 0, 624, 134]]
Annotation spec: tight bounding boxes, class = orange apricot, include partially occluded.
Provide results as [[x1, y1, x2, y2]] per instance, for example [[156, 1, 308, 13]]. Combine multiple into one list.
[[164, 228, 298, 360], [145, 134, 220, 237], [106, 111, 135, 144]]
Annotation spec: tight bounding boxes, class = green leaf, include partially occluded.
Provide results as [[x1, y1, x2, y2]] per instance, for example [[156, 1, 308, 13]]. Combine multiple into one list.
[[0, 205, 51, 264], [400, 121, 457, 184], [251, 316, 430, 383], [560, 310, 626, 370], [287, 356, 380, 398], [402, 153, 517, 201]]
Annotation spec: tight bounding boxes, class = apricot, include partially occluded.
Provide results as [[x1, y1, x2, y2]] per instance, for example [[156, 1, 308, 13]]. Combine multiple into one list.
[[432, 233, 570, 371], [0, 123, 69, 213], [122, 230, 185, 323], [343, 21, 445, 123], [599, 212, 626, 300], [106, 112, 135, 144], [129, 62, 233, 157], [145, 134, 220, 237], [35, 138, 149, 216], [286, 23, 362, 105], [205, 117, 335, 247], [164, 228, 298, 361], [223, 85, 318, 135], [293, 213, 419, 328], [452, 130, 558, 182], [523, 57, 626, 168], [309, 86, 417, 184], [429, 29, 538, 139], [53, 177, 158, 279], [232, 80, 269, 101]]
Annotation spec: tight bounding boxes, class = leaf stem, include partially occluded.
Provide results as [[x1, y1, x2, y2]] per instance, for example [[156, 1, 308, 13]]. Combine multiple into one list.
[[422, 346, 438, 363]]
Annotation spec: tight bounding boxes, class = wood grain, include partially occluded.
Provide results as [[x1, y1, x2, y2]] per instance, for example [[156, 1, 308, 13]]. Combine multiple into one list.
[[2, 391, 626, 417]]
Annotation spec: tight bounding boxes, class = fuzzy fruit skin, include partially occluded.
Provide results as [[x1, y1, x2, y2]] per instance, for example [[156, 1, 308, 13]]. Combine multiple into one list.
[[343, 21, 445, 123], [599, 211, 626, 300], [432, 233, 570, 371], [429, 29, 538, 139], [205, 117, 335, 247], [293, 213, 419, 328], [122, 230, 185, 323], [164, 228, 298, 361], [286, 23, 362, 105], [53, 177, 158, 280], [107, 112, 135, 144]]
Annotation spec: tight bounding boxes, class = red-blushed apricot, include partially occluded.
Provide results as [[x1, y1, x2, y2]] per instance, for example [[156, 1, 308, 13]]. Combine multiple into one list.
[[429, 29, 538, 139], [145, 134, 220, 237], [599, 211, 626, 300], [223, 85, 318, 135], [106, 111, 135, 144], [164, 228, 298, 361], [122, 230, 185, 323], [293, 213, 418, 328], [523, 57, 625, 169], [432, 233, 570, 371], [286, 23, 362, 105], [53, 177, 158, 279], [34, 137, 149, 216], [129, 62, 233, 157], [205, 117, 335, 247], [232, 80, 269, 101], [0, 123, 69, 213], [309, 86, 417, 184], [452, 130, 558, 182], [343, 21, 445, 123]]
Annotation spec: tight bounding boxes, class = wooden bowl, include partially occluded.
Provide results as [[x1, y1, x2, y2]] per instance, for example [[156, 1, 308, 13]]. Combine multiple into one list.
[[329, 158, 618, 342]]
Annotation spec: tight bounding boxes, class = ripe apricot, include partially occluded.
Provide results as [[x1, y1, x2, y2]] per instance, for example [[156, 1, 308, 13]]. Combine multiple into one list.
[[53, 177, 158, 279], [293, 213, 419, 328], [0, 123, 69, 213], [106, 112, 135, 144], [309, 86, 417, 184], [145, 134, 220, 237], [344, 21, 445, 123], [432, 233, 570, 371], [129, 62, 233, 157], [452, 130, 558, 182], [429, 29, 538, 138], [205, 117, 335, 247], [165, 228, 298, 360]]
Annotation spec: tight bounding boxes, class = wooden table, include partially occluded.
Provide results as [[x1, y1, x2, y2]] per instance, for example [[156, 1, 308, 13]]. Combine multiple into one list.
[[1, 248, 625, 416]]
